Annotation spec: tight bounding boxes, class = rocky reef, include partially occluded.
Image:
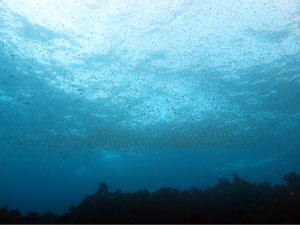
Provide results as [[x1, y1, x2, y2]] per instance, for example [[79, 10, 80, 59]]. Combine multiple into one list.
[[1, 172, 300, 223]]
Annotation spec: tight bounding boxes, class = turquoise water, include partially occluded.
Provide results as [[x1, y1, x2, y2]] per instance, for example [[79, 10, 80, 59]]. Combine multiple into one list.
[[0, 0, 299, 216]]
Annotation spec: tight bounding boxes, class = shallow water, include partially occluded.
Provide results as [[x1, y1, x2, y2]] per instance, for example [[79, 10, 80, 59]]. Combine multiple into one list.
[[0, 0, 299, 216]]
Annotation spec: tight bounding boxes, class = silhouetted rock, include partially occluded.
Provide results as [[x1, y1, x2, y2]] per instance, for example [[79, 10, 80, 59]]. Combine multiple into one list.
[[284, 172, 300, 192], [38, 211, 58, 224], [1, 172, 300, 223], [23, 212, 38, 224], [97, 182, 109, 195], [0, 207, 23, 224]]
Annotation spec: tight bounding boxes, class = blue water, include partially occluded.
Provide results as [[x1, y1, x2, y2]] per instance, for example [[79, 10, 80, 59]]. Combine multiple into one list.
[[0, 0, 299, 216]]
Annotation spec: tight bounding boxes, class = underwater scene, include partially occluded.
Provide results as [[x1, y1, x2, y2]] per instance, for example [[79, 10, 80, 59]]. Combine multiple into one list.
[[0, 0, 300, 223]]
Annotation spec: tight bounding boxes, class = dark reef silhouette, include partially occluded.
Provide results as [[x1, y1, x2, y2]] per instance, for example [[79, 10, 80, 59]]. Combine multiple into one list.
[[1, 172, 300, 224]]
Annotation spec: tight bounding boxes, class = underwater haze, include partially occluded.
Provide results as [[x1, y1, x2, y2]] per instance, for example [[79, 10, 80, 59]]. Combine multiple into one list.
[[0, 0, 300, 216]]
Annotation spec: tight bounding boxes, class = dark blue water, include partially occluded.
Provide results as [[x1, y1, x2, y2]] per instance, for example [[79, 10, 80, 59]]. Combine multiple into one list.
[[0, 0, 300, 217]]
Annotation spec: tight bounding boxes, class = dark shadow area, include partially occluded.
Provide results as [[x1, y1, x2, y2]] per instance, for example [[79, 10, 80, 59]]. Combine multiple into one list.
[[1, 172, 300, 224]]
